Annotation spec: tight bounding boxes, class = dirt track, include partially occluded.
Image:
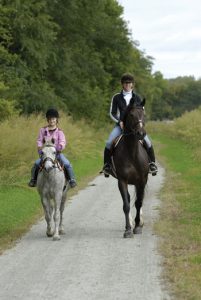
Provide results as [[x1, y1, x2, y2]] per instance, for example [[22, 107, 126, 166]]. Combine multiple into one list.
[[0, 164, 171, 300]]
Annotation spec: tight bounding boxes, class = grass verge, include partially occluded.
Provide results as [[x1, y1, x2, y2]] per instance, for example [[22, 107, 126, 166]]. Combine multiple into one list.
[[153, 134, 201, 300]]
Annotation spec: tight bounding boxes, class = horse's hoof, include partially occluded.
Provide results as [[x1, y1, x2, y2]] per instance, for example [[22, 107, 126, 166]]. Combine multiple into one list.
[[133, 226, 142, 234], [123, 230, 133, 238], [139, 220, 144, 227], [59, 229, 65, 235], [53, 235, 61, 241], [46, 231, 54, 237]]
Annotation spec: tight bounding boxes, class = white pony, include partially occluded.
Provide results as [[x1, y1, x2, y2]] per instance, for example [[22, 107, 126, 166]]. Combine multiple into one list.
[[37, 140, 68, 241]]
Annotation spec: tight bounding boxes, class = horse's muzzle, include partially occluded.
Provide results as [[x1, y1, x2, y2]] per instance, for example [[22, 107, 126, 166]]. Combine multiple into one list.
[[137, 130, 146, 140], [44, 161, 54, 172]]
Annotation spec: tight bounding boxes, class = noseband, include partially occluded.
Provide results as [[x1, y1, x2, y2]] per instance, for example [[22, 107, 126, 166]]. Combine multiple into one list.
[[42, 157, 56, 165], [39, 157, 55, 172], [124, 119, 145, 136]]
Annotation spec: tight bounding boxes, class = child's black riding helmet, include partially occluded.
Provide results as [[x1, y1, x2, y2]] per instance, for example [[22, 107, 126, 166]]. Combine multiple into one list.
[[46, 108, 59, 119]]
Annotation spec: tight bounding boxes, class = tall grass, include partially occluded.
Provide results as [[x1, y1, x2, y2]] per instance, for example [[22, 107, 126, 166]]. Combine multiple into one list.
[[0, 114, 107, 185], [147, 108, 201, 300], [148, 106, 201, 160]]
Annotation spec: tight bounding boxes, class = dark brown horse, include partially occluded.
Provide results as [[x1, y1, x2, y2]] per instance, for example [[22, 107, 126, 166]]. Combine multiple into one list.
[[111, 100, 149, 238]]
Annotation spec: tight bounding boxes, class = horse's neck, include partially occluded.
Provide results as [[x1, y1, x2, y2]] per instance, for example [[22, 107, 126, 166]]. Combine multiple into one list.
[[124, 135, 139, 156]]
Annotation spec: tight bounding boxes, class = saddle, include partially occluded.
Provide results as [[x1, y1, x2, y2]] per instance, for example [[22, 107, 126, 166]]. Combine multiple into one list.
[[106, 135, 124, 178], [110, 134, 144, 154], [110, 134, 124, 153]]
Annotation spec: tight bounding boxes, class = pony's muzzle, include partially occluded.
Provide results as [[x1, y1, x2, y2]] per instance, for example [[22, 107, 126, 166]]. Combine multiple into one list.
[[44, 161, 54, 172]]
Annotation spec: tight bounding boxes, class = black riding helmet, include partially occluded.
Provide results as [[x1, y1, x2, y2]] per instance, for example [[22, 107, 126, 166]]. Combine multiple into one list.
[[46, 108, 59, 119], [121, 73, 134, 84]]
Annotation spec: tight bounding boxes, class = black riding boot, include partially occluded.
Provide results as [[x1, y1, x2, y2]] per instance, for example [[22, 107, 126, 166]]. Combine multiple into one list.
[[147, 146, 158, 176], [28, 164, 39, 187], [64, 165, 77, 188], [102, 147, 112, 177]]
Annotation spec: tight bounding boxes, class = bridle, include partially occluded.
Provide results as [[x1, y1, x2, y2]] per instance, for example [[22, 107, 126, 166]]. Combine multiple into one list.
[[40, 157, 63, 172], [124, 119, 145, 136], [39, 147, 63, 172]]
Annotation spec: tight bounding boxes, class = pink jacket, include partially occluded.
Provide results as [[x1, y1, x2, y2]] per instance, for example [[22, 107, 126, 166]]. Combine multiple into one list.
[[37, 127, 66, 152]]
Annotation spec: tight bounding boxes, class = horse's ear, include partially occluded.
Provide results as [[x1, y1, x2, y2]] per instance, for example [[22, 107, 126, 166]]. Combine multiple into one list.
[[141, 98, 146, 107], [51, 138, 55, 144]]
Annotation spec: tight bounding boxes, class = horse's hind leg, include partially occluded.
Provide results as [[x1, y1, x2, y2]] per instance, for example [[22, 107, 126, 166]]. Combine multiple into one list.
[[118, 180, 133, 238], [133, 185, 145, 234]]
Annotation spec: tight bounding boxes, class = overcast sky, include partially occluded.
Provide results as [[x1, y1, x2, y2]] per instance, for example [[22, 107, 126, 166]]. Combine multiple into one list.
[[118, 0, 201, 79]]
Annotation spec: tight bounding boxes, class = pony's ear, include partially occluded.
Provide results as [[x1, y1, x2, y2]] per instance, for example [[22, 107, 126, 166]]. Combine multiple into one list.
[[141, 98, 146, 107], [51, 138, 55, 144]]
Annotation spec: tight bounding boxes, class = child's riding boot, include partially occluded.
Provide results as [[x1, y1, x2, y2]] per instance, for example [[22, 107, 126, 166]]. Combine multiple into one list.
[[28, 164, 39, 187], [102, 147, 112, 177], [147, 146, 158, 176], [64, 165, 77, 188]]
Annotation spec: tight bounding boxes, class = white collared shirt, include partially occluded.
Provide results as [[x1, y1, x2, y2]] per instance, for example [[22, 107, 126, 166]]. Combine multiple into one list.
[[123, 90, 132, 106]]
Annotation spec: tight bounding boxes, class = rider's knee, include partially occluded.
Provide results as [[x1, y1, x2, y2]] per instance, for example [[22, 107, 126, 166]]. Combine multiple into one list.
[[106, 142, 112, 149]]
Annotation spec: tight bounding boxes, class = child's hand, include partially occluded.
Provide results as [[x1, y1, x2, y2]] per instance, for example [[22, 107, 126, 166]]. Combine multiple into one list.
[[38, 149, 43, 156]]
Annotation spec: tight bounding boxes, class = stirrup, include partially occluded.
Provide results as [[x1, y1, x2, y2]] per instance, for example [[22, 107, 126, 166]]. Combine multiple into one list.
[[28, 179, 36, 187], [100, 163, 111, 177], [149, 162, 158, 176], [69, 179, 77, 188]]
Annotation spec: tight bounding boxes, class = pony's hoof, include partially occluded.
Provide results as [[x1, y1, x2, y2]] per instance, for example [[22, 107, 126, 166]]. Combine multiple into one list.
[[46, 231, 54, 237], [123, 230, 133, 238], [53, 235, 61, 241], [139, 220, 144, 227], [133, 226, 142, 234], [59, 229, 65, 235]]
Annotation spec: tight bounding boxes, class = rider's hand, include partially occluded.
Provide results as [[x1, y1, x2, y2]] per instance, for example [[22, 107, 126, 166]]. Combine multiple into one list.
[[119, 121, 124, 129], [38, 149, 43, 157]]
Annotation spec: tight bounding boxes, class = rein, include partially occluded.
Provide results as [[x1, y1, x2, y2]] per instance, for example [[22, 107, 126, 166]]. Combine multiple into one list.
[[40, 157, 63, 172]]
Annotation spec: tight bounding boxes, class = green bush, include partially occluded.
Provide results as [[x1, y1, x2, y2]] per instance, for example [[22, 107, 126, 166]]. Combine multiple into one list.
[[0, 99, 19, 120]]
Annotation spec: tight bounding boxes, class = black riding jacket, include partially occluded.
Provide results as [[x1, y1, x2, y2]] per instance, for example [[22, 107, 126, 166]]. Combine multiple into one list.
[[110, 90, 142, 123]]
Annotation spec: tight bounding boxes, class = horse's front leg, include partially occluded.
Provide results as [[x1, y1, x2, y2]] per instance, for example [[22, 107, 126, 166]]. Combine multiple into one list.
[[59, 192, 67, 235], [53, 194, 63, 241], [134, 185, 145, 234], [41, 197, 54, 237], [118, 180, 133, 238]]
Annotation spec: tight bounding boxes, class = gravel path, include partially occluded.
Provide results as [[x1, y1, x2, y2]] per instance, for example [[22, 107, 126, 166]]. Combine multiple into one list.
[[0, 164, 171, 300]]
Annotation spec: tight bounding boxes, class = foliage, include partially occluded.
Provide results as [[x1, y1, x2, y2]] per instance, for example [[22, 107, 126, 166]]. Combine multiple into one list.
[[151, 76, 201, 120], [0, 81, 20, 119], [0, 0, 157, 122], [1, 1, 201, 122], [0, 98, 18, 119]]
